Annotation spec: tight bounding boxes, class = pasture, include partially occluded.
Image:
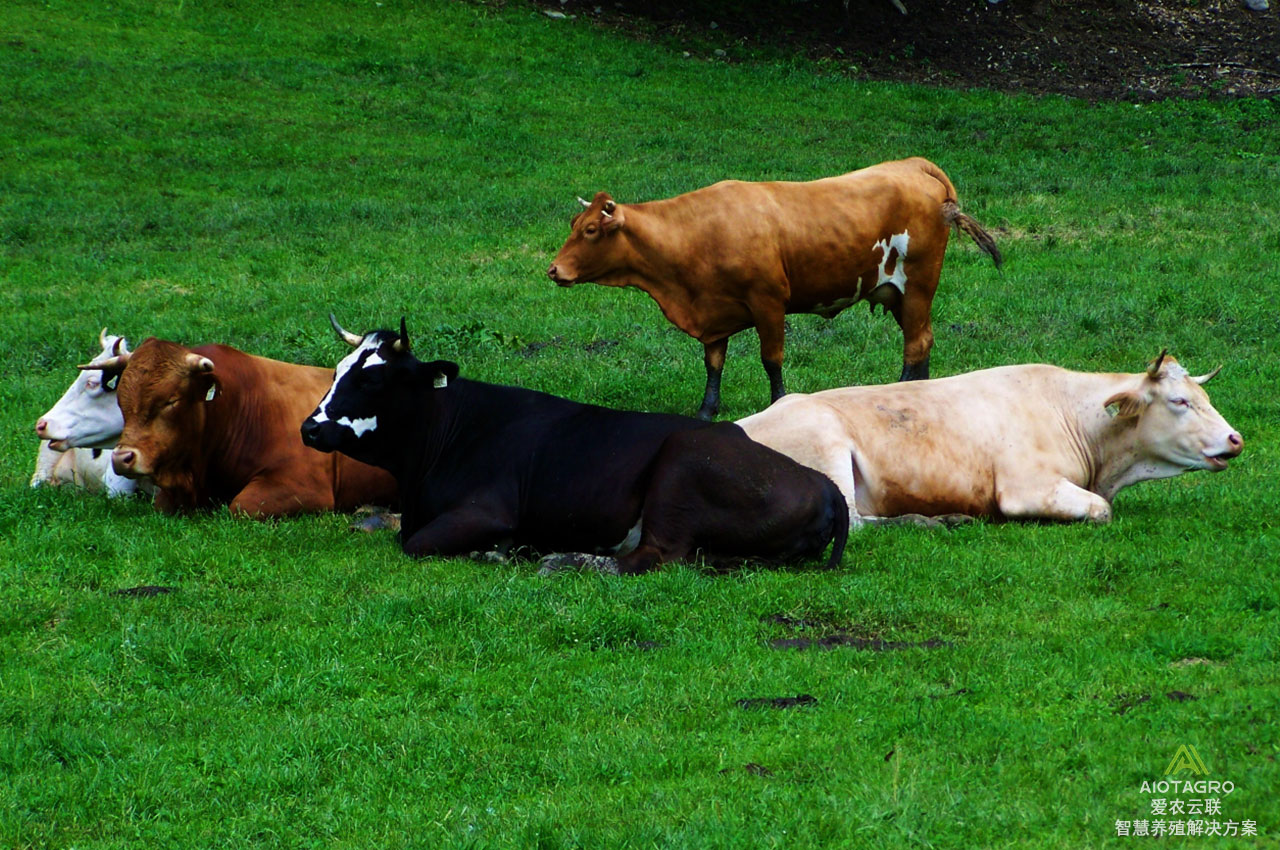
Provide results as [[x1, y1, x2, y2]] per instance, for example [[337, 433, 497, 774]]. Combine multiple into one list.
[[1, 0, 1277, 846]]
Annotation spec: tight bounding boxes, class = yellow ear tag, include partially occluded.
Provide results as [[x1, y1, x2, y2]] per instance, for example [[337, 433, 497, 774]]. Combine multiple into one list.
[[1104, 403, 1119, 418], [433, 374, 448, 389], [205, 384, 218, 402]]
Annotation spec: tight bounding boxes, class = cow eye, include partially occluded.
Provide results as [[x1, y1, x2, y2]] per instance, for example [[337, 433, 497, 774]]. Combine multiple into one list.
[[584, 224, 598, 236], [1170, 397, 1190, 408], [85, 380, 100, 390]]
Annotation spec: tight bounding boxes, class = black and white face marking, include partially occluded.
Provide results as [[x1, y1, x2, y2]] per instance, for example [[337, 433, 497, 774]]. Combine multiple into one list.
[[309, 335, 388, 439]]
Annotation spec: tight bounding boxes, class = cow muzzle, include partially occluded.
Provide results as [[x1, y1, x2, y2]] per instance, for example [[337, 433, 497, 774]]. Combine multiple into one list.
[[112, 447, 147, 478], [300, 418, 324, 448], [35, 418, 67, 450], [1203, 431, 1244, 471], [300, 418, 342, 453], [547, 263, 575, 287]]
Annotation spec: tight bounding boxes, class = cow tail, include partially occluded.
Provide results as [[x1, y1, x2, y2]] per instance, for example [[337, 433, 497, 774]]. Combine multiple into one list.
[[942, 199, 1003, 270], [825, 481, 849, 569]]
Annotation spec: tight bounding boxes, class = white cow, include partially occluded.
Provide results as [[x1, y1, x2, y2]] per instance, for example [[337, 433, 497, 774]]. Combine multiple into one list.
[[31, 329, 151, 498], [737, 352, 1242, 527]]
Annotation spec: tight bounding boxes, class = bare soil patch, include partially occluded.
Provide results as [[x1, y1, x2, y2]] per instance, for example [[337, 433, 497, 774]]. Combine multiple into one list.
[[538, 0, 1280, 99]]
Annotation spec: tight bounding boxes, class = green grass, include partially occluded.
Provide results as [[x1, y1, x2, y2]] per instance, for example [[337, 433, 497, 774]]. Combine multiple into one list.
[[1, 1, 1278, 847]]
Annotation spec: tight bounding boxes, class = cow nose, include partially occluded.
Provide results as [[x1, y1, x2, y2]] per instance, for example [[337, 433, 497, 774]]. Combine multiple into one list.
[[300, 419, 321, 446], [547, 264, 558, 280], [1227, 432, 1244, 455], [112, 448, 136, 475], [35, 418, 49, 437]]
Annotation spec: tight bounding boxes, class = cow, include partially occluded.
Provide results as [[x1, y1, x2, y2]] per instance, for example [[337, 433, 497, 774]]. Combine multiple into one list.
[[547, 157, 1001, 419], [31, 329, 148, 498], [300, 316, 848, 574], [736, 352, 1243, 527], [94, 336, 398, 517]]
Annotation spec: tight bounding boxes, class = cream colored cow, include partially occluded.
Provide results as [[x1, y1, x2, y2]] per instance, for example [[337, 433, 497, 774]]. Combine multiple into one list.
[[737, 352, 1242, 527], [31, 329, 146, 498]]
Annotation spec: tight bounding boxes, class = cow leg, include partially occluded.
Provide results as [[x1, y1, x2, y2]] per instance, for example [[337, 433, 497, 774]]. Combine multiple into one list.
[[615, 543, 667, 575], [30, 443, 61, 488], [751, 304, 787, 404], [401, 507, 516, 558], [696, 338, 728, 421], [997, 478, 1112, 524], [892, 287, 935, 382], [231, 476, 332, 518]]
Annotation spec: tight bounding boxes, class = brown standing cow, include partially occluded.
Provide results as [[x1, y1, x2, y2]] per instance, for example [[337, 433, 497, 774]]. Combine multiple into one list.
[[548, 157, 1001, 419], [93, 338, 397, 516]]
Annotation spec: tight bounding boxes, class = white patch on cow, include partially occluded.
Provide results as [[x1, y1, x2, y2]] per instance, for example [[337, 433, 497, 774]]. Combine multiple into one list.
[[311, 337, 382, 425], [873, 230, 910, 294], [1164, 363, 1189, 380], [610, 519, 643, 556], [363, 351, 385, 369], [336, 415, 378, 437]]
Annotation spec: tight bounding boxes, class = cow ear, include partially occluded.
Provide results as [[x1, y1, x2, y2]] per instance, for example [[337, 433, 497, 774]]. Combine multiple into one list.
[[426, 360, 459, 389], [1104, 390, 1143, 419], [601, 203, 625, 233]]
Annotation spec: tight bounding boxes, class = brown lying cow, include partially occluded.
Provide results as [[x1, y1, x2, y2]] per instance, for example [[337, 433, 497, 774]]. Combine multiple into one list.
[[90, 338, 397, 516], [548, 157, 1001, 419], [736, 352, 1242, 527]]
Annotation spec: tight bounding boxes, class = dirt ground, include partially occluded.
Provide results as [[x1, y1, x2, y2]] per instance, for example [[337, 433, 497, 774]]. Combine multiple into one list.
[[536, 0, 1280, 99]]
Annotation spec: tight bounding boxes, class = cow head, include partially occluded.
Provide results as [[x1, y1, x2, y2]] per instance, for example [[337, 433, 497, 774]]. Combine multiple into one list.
[[301, 314, 458, 461], [1103, 350, 1243, 475], [546, 191, 627, 287], [111, 338, 218, 482], [37, 328, 130, 450]]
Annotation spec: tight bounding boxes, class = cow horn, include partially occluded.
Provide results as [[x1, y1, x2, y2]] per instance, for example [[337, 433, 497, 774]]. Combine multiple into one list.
[[576, 196, 592, 209], [330, 313, 363, 348], [1147, 348, 1168, 378], [393, 316, 410, 353], [99, 327, 109, 348], [600, 209, 613, 220], [1192, 365, 1223, 385], [186, 353, 214, 373], [78, 351, 130, 371]]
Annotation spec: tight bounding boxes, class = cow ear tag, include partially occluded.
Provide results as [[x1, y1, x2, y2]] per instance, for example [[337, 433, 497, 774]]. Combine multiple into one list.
[[433, 373, 448, 389], [205, 384, 218, 402]]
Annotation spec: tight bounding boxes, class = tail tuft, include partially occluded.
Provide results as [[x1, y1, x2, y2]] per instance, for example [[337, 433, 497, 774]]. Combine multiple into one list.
[[942, 199, 1002, 270]]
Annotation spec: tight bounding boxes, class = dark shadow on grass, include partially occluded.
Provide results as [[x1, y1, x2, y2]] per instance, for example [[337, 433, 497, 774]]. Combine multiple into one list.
[[110, 585, 176, 598]]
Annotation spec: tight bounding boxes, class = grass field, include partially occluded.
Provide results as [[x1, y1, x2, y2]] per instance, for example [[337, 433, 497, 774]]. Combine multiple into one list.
[[2, 1, 1278, 846]]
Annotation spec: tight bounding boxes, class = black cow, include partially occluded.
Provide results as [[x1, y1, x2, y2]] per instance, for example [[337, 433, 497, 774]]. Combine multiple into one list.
[[300, 316, 848, 574]]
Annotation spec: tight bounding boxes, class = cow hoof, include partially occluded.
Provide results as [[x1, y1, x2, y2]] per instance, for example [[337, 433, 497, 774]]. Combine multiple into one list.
[[935, 513, 976, 528], [469, 550, 510, 565], [538, 552, 621, 576], [349, 509, 401, 533]]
